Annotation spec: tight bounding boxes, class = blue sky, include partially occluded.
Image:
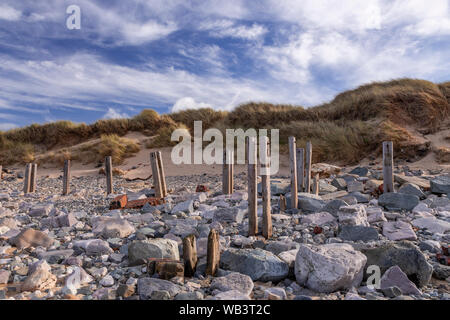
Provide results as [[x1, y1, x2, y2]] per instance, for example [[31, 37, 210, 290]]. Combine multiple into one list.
[[0, 0, 449, 130]]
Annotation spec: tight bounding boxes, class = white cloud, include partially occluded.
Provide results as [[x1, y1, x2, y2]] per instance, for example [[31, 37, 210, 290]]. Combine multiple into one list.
[[102, 108, 129, 119], [0, 5, 21, 21], [171, 97, 212, 112], [0, 123, 18, 131], [200, 19, 268, 40]]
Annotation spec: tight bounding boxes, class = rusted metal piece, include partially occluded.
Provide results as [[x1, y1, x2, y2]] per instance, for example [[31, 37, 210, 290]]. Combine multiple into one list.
[[124, 197, 165, 209], [442, 245, 449, 256], [436, 254, 450, 266], [109, 194, 128, 210], [313, 226, 323, 234], [147, 258, 184, 279], [196, 185, 209, 193]]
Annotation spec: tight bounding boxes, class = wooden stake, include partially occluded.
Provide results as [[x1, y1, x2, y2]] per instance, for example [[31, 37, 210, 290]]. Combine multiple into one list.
[[23, 163, 31, 194], [0, 165, 2, 182], [383, 141, 394, 193], [63, 160, 71, 195], [206, 229, 220, 276], [222, 149, 230, 194], [261, 136, 272, 239], [156, 151, 167, 197], [288, 137, 298, 209], [150, 152, 163, 198], [228, 149, 234, 194], [183, 234, 198, 277], [30, 163, 37, 193], [305, 141, 312, 194], [105, 156, 113, 195], [279, 195, 286, 213], [247, 137, 258, 236], [313, 173, 320, 195], [296, 148, 305, 193]]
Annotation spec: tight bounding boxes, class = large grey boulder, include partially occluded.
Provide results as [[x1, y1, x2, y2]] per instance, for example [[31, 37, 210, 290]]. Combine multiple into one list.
[[380, 265, 422, 296], [298, 193, 325, 213], [128, 239, 180, 266], [411, 217, 450, 234], [338, 225, 379, 242], [382, 221, 417, 241], [361, 241, 433, 287], [294, 243, 367, 293], [398, 183, 426, 200], [430, 175, 450, 194], [322, 199, 348, 217], [378, 193, 420, 211], [338, 205, 369, 226], [220, 248, 289, 282], [210, 272, 254, 296]]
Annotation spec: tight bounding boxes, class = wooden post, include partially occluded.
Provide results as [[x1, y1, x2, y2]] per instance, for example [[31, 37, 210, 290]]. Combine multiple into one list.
[[206, 229, 220, 276], [63, 160, 71, 195], [156, 151, 167, 197], [305, 141, 312, 194], [313, 173, 320, 195], [183, 234, 197, 277], [279, 195, 286, 213], [247, 137, 258, 236], [228, 149, 234, 194], [288, 137, 298, 209], [0, 165, 2, 182], [296, 148, 305, 193], [23, 163, 31, 194], [30, 163, 37, 193], [150, 152, 163, 198], [261, 136, 272, 239], [222, 149, 230, 194], [383, 141, 394, 193], [105, 156, 113, 195]]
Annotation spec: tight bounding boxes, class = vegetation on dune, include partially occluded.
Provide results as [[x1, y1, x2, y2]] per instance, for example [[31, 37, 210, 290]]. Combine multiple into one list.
[[1, 78, 449, 166]]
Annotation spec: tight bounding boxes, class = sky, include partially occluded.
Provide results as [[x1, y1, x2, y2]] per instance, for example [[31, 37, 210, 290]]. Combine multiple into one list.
[[0, 0, 449, 130]]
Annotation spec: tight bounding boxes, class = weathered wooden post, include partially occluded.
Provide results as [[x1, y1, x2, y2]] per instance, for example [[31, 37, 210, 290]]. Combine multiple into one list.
[[183, 234, 198, 277], [261, 136, 272, 239], [156, 151, 167, 197], [105, 156, 113, 195], [228, 149, 234, 194], [279, 195, 286, 213], [0, 165, 2, 182], [206, 229, 220, 276], [222, 149, 230, 194], [247, 137, 258, 236], [296, 148, 305, 193], [63, 160, 71, 195], [30, 163, 37, 193], [305, 141, 312, 194], [288, 137, 298, 209], [150, 152, 163, 198], [313, 173, 320, 195], [383, 141, 394, 193], [23, 163, 31, 194]]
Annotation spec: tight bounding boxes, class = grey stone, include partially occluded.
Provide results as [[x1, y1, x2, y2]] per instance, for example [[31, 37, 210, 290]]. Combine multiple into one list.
[[220, 248, 289, 282], [382, 221, 417, 241], [380, 265, 422, 296], [92, 217, 135, 239], [300, 212, 336, 226], [430, 175, 450, 194], [338, 205, 369, 226], [322, 199, 348, 217], [338, 225, 379, 242], [378, 193, 420, 211], [210, 272, 254, 296], [213, 207, 246, 223], [347, 181, 364, 193], [411, 217, 450, 234], [349, 167, 370, 177], [73, 239, 113, 256], [418, 240, 442, 253], [398, 183, 426, 200], [331, 178, 347, 190], [128, 239, 179, 266], [138, 278, 182, 299], [171, 200, 194, 214], [257, 179, 290, 195]]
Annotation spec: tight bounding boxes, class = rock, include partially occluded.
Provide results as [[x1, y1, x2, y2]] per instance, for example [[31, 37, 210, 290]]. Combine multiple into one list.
[[138, 277, 182, 300], [331, 178, 347, 190], [220, 248, 289, 282], [37, 249, 74, 264], [117, 284, 135, 298], [210, 272, 254, 296], [412, 203, 433, 215], [278, 249, 298, 276], [171, 200, 194, 214], [398, 183, 426, 200], [338, 225, 379, 242], [431, 262, 450, 280], [92, 217, 135, 239], [63, 266, 93, 295], [128, 239, 180, 266], [297, 193, 325, 213], [347, 181, 364, 193], [418, 240, 442, 253], [264, 241, 298, 255], [10, 229, 54, 249], [100, 275, 115, 287], [213, 289, 251, 300], [21, 260, 56, 292], [430, 175, 450, 194], [378, 193, 420, 211], [257, 179, 290, 195], [0, 270, 10, 284], [73, 239, 113, 256], [264, 287, 287, 300], [175, 291, 204, 300], [294, 243, 367, 293], [411, 217, 450, 234], [361, 241, 433, 287], [366, 207, 387, 223], [322, 199, 348, 217], [380, 286, 402, 298], [380, 266, 422, 296], [365, 180, 383, 193], [29, 204, 53, 217], [350, 167, 370, 177], [382, 221, 417, 241], [213, 207, 246, 223], [338, 205, 369, 226], [300, 212, 336, 226], [349, 192, 370, 204]]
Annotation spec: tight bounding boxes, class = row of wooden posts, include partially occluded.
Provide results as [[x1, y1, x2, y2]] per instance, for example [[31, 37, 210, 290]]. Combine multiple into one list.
[[221, 138, 396, 239], [23, 151, 168, 197]]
